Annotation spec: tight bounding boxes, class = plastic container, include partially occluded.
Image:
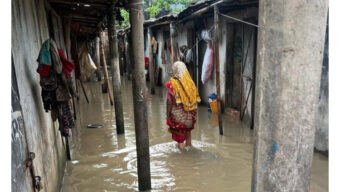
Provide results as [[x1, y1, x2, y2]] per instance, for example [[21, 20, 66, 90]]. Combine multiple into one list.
[[208, 93, 218, 112], [209, 100, 218, 113]]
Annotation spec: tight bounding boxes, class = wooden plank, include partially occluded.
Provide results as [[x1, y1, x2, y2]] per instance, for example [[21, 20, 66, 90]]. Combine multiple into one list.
[[50, 0, 109, 7]]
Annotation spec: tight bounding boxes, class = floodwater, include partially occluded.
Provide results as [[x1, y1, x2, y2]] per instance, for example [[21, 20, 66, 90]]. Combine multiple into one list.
[[61, 77, 328, 192]]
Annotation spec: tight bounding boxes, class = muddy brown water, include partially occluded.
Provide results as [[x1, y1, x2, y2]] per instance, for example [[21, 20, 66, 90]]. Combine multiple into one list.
[[61, 78, 328, 192]]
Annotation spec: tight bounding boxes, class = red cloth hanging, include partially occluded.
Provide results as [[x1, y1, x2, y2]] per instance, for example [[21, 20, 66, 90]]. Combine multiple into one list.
[[58, 48, 75, 78], [37, 65, 52, 77]]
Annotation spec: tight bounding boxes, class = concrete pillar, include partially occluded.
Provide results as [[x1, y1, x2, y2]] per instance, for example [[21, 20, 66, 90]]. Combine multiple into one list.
[[108, 5, 125, 134], [129, 0, 151, 190], [251, 1, 328, 192], [148, 27, 155, 94]]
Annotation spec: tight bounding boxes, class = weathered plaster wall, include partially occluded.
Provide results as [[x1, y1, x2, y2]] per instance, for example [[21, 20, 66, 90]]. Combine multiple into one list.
[[12, 0, 67, 191]]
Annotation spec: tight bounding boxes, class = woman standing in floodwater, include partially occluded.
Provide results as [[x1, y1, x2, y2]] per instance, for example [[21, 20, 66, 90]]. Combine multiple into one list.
[[166, 61, 201, 149]]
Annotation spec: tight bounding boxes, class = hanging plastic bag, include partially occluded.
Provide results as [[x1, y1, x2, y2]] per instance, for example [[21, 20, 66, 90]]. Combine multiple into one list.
[[78, 43, 97, 81], [186, 49, 193, 63], [201, 29, 212, 43], [201, 43, 214, 84]]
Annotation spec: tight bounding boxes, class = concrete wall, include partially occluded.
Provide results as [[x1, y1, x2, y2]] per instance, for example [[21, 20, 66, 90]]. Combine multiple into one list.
[[12, 0, 67, 191]]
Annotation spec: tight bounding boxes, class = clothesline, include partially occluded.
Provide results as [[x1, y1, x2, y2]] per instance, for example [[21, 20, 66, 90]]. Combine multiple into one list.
[[218, 12, 259, 28]]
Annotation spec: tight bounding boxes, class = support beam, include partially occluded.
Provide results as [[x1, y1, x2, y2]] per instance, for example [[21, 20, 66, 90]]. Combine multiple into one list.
[[147, 27, 155, 94], [251, 1, 328, 192], [50, 0, 108, 7], [129, 0, 151, 190], [108, 5, 125, 134], [214, 6, 223, 135], [100, 32, 114, 106]]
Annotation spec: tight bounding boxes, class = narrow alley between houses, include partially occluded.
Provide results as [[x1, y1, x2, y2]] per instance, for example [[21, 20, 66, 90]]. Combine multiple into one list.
[[11, 0, 329, 192]]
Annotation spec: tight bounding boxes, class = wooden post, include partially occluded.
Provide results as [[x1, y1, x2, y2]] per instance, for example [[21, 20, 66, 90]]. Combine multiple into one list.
[[94, 35, 102, 81], [250, 29, 257, 130], [108, 4, 125, 134], [195, 35, 199, 92], [127, 32, 134, 80], [64, 18, 71, 59], [170, 22, 176, 64], [129, 0, 151, 190], [214, 6, 223, 135], [226, 24, 234, 108], [100, 32, 114, 106], [147, 27, 155, 94]]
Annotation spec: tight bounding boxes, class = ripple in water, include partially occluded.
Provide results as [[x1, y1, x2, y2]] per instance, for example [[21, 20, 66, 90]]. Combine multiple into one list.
[[101, 140, 218, 191]]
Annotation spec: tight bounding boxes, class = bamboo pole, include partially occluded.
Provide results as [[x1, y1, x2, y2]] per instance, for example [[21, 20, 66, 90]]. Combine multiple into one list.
[[147, 27, 155, 94], [100, 32, 114, 106], [214, 6, 223, 135], [94, 35, 102, 81], [129, 0, 151, 190], [108, 4, 125, 134]]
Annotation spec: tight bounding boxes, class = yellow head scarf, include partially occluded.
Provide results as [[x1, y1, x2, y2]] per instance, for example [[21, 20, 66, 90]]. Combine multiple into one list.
[[170, 61, 201, 111]]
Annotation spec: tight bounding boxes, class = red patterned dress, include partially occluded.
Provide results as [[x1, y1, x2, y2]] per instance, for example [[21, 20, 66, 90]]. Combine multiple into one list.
[[166, 81, 197, 143]]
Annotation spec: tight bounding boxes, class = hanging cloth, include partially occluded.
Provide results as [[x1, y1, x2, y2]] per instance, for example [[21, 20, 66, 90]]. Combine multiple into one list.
[[58, 48, 75, 78]]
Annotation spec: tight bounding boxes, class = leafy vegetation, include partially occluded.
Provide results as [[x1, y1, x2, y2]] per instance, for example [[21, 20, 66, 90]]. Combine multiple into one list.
[[144, 0, 190, 18], [117, 0, 195, 29]]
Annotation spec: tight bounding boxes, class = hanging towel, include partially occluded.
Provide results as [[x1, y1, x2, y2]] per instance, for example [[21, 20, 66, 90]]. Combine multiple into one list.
[[50, 39, 63, 74], [57, 48, 75, 78], [37, 39, 51, 66]]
